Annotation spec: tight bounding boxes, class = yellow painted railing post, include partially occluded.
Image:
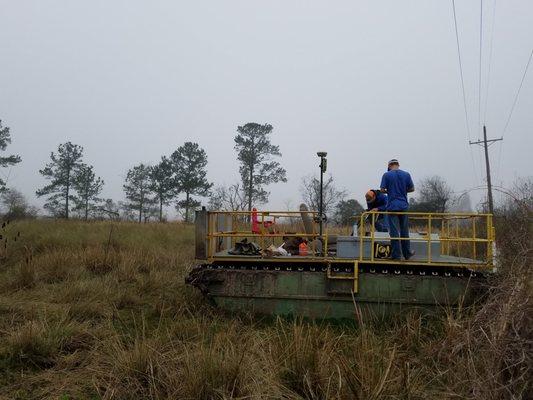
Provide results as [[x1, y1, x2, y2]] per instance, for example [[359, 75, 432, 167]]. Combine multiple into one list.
[[359, 214, 364, 261], [207, 212, 214, 260], [427, 214, 432, 263], [370, 212, 375, 262], [353, 261, 359, 293], [455, 218, 460, 257], [444, 218, 450, 256], [485, 214, 489, 263], [472, 216, 477, 261], [492, 225, 496, 266], [487, 214, 492, 264], [325, 224, 329, 257], [439, 218, 445, 254]]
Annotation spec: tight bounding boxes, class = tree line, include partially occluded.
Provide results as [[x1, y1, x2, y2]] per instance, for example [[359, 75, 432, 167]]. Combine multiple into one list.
[[30, 141, 212, 222], [0, 118, 476, 223], [27, 122, 288, 222]]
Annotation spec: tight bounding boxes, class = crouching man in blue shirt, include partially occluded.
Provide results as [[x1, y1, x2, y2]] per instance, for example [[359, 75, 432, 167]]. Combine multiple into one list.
[[380, 159, 415, 260], [365, 189, 389, 232]]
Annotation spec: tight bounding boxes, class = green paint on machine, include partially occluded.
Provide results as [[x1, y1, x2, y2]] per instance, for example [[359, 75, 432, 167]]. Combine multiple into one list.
[[187, 208, 492, 319], [186, 266, 485, 319]]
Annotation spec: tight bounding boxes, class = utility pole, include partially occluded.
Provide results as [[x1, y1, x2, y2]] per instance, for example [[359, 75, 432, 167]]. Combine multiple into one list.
[[469, 125, 502, 214]]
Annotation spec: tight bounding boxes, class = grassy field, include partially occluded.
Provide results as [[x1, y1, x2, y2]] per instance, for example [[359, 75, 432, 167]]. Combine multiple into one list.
[[0, 218, 530, 399]]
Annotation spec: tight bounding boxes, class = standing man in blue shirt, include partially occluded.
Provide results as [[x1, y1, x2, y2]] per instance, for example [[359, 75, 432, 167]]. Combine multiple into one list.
[[380, 159, 415, 260]]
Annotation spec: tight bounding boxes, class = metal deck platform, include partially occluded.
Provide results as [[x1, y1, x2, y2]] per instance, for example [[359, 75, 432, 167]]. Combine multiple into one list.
[[187, 208, 495, 319], [212, 250, 482, 265]]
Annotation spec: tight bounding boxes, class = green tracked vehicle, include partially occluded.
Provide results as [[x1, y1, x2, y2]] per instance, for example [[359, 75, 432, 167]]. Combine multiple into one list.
[[186, 205, 495, 319]]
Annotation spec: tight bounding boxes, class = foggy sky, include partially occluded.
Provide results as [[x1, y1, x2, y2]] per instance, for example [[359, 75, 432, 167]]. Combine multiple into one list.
[[1, 0, 532, 216]]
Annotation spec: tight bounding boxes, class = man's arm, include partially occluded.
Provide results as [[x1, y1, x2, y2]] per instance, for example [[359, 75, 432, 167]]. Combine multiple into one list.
[[380, 174, 388, 193], [376, 193, 388, 211], [406, 173, 415, 193]]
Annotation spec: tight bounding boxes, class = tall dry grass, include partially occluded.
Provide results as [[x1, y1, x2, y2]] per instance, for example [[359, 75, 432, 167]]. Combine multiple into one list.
[[0, 216, 530, 399]]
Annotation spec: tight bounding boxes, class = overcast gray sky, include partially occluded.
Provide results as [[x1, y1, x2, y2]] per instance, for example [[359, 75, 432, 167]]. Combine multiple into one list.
[[1, 0, 531, 216]]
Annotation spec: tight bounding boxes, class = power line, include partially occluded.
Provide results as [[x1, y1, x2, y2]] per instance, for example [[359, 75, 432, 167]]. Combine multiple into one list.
[[469, 147, 480, 187], [478, 0, 483, 136], [483, 0, 497, 123], [451, 0, 472, 141], [495, 139, 504, 184], [501, 47, 533, 136], [451, 0, 479, 185], [493, 44, 532, 188]]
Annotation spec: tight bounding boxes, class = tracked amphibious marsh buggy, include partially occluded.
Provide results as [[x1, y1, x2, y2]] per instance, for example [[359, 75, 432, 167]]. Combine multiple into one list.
[[186, 206, 495, 319]]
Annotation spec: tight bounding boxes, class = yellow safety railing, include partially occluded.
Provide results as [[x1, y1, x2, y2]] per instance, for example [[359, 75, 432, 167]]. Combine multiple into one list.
[[202, 210, 495, 270], [205, 210, 325, 261], [357, 211, 494, 269]]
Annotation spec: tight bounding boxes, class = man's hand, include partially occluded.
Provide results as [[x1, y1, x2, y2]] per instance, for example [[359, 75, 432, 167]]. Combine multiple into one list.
[[371, 208, 378, 212]]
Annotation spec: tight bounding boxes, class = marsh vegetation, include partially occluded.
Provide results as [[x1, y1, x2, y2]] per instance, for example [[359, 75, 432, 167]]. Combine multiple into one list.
[[0, 217, 530, 399]]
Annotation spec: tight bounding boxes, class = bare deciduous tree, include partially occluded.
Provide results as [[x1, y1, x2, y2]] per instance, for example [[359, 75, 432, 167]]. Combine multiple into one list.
[[300, 174, 346, 215], [208, 183, 247, 211], [412, 175, 452, 213], [1, 188, 38, 219], [496, 176, 533, 214]]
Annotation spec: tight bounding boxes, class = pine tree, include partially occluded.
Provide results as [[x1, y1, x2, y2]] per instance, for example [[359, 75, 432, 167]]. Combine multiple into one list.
[[149, 156, 175, 222], [0, 119, 22, 191], [234, 123, 286, 211], [123, 164, 154, 223], [36, 142, 84, 218], [333, 199, 364, 225], [171, 142, 212, 223], [72, 164, 104, 220]]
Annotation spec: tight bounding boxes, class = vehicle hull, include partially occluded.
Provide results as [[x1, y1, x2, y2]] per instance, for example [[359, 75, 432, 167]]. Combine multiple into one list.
[[186, 263, 485, 319]]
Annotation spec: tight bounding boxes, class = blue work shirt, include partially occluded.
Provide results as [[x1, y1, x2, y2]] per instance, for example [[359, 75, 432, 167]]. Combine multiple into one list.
[[366, 190, 388, 211], [380, 169, 414, 211]]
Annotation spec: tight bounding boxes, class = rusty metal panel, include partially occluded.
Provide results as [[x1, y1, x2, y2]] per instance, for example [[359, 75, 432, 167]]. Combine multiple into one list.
[[216, 213, 233, 251], [186, 266, 485, 319], [195, 209, 208, 260]]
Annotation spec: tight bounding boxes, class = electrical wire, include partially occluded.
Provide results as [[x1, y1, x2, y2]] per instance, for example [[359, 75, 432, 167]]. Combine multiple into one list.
[[451, 0, 473, 141], [494, 47, 533, 188], [478, 0, 483, 137], [483, 0, 497, 123], [484, 1, 500, 185], [501, 47, 533, 136], [470, 148, 480, 185], [451, 0, 479, 185], [495, 140, 504, 185]]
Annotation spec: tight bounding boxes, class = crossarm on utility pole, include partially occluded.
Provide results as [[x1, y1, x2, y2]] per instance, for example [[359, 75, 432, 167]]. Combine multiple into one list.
[[469, 125, 503, 215]]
